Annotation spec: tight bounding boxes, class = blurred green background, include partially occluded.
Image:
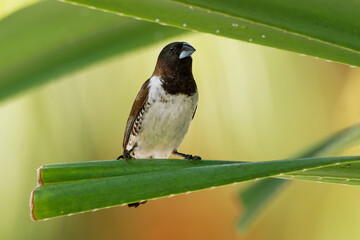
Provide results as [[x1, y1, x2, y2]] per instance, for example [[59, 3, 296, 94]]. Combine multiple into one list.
[[1, 0, 360, 239]]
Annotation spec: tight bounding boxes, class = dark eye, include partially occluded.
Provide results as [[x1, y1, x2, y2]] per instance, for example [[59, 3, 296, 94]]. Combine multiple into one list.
[[169, 47, 174, 51]]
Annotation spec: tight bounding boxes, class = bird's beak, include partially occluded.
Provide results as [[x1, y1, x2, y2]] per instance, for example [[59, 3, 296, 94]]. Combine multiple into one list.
[[179, 43, 196, 59]]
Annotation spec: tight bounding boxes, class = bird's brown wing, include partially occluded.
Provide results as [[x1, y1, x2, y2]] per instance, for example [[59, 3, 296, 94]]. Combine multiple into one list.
[[122, 79, 150, 150]]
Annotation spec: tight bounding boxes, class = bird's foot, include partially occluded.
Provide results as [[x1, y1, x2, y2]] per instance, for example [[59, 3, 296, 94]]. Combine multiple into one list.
[[173, 151, 201, 161], [186, 154, 201, 161], [116, 151, 133, 161], [127, 201, 147, 208]]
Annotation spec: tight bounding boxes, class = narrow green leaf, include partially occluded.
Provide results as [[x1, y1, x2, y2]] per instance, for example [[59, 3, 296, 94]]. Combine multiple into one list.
[[279, 176, 360, 186], [238, 123, 360, 232], [289, 162, 360, 179], [39, 159, 239, 184], [38, 156, 360, 187], [38, 123, 360, 186], [64, 0, 360, 66], [281, 162, 360, 185], [31, 156, 360, 220], [0, 0, 185, 102], [39, 159, 360, 186], [299, 124, 360, 158]]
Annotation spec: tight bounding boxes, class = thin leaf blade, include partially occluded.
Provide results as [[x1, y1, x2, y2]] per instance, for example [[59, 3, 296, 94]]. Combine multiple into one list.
[[280, 176, 360, 186], [39, 159, 239, 184], [282, 162, 360, 185], [31, 156, 360, 220]]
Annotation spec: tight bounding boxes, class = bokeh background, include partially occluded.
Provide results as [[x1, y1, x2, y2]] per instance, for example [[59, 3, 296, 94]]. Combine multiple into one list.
[[1, 0, 360, 239]]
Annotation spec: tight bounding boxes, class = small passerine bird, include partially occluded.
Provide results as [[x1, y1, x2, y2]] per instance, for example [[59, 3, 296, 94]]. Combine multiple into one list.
[[118, 42, 200, 162], [118, 42, 200, 207]]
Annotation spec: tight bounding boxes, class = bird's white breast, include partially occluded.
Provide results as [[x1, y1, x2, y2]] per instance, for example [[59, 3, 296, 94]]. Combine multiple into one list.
[[127, 76, 198, 159]]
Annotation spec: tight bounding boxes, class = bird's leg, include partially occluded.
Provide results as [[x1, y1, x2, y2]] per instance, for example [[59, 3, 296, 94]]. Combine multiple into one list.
[[116, 148, 134, 161], [173, 150, 201, 161]]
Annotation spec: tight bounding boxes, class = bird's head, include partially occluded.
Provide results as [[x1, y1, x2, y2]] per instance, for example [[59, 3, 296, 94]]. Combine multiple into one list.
[[159, 42, 196, 61], [153, 42, 196, 78]]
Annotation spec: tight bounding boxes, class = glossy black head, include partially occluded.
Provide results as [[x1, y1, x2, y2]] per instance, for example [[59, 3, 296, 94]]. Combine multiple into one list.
[[160, 42, 195, 61], [153, 42, 197, 95], [153, 42, 196, 78]]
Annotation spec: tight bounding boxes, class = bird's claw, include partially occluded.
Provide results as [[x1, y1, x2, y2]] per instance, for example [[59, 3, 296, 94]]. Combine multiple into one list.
[[116, 151, 133, 161], [186, 155, 201, 161]]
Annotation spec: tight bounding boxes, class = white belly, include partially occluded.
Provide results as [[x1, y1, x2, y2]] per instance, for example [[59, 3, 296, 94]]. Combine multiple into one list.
[[126, 76, 198, 159]]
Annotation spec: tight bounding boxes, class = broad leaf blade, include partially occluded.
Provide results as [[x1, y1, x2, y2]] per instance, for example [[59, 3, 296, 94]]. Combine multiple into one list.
[[0, 0, 185, 102], [64, 0, 360, 66], [238, 123, 360, 232], [31, 156, 360, 220]]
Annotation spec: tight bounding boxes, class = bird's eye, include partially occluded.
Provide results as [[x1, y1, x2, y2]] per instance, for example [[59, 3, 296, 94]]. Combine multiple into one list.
[[169, 47, 174, 51]]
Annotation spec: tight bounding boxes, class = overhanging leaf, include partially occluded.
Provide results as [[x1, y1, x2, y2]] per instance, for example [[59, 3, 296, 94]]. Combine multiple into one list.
[[31, 156, 360, 220], [238, 123, 360, 232], [63, 0, 360, 66], [0, 0, 185, 102]]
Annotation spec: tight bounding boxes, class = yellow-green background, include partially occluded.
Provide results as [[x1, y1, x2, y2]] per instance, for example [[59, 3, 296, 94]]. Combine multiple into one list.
[[1, 1, 360, 239]]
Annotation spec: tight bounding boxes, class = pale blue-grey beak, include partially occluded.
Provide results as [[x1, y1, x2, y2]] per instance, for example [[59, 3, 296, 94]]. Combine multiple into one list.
[[179, 42, 196, 59]]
